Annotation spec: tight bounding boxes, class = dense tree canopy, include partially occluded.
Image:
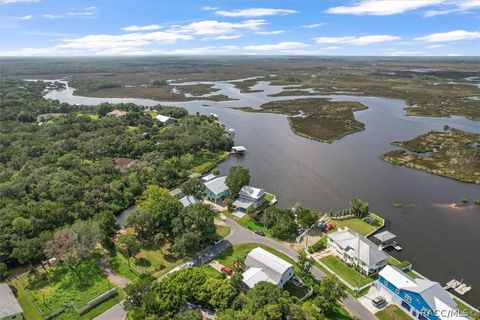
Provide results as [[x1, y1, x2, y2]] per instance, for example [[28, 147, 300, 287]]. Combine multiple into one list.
[[0, 78, 232, 267], [225, 165, 250, 197]]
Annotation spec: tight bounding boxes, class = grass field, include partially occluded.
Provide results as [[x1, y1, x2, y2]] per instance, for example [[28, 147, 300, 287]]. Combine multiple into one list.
[[329, 212, 384, 236], [215, 224, 231, 238], [16, 256, 115, 320], [190, 151, 228, 173], [376, 304, 411, 320], [320, 255, 376, 287]]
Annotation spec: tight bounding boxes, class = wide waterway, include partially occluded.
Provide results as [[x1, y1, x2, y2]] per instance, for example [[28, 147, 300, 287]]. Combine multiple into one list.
[[42, 79, 480, 306]]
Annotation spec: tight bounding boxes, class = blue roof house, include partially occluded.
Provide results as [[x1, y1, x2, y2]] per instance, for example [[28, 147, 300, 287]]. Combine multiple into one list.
[[203, 176, 229, 203], [377, 265, 468, 320]]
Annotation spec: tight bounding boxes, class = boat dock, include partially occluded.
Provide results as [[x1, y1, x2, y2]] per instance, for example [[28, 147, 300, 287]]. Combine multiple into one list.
[[444, 279, 472, 295]]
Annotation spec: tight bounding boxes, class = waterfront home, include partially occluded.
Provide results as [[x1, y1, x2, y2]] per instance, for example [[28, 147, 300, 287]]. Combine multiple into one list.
[[377, 265, 467, 320], [327, 228, 388, 275], [155, 114, 177, 125], [107, 109, 128, 117], [202, 173, 217, 182], [203, 176, 229, 203], [233, 185, 265, 213], [0, 283, 23, 320], [242, 247, 294, 289]]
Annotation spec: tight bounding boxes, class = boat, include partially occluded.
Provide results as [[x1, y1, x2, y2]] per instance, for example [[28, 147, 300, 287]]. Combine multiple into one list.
[[392, 241, 402, 251]]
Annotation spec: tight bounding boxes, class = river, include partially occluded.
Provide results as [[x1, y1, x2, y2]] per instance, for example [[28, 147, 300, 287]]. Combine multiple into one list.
[[41, 79, 480, 306]]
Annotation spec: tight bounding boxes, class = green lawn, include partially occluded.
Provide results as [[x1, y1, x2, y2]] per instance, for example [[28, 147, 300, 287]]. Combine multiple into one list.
[[264, 192, 275, 203], [11, 279, 43, 320], [77, 113, 99, 120], [320, 255, 375, 287], [388, 257, 411, 270], [329, 213, 384, 236], [129, 243, 185, 278], [236, 214, 272, 237], [108, 254, 140, 283], [216, 243, 298, 272], [215, 224, 231, 238], [376, 304, 411, 320], [284, 280, 310, 299], [455, 298, 480, 319], [18, 256, 114, 319], [403, 269, 422, 279], [190, 151, 228, 173]]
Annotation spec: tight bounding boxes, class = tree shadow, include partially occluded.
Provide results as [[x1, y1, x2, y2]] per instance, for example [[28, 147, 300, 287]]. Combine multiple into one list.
[[134, 258, 152, 268]]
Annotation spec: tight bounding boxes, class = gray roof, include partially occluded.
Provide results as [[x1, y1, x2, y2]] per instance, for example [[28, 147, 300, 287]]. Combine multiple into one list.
[[239, 186, 265, 200], [328, 228, 388, 266], [204, 176, 228, 196], [373, 230, 397, 243], [179, 195, 198, 207], [0, 283, 23, 317], [245, 248, 294, 285], [233, 198, 254, 210]]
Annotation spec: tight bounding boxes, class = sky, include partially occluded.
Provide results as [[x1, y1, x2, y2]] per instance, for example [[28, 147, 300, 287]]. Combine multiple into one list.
[[1, 0, 479, 56]]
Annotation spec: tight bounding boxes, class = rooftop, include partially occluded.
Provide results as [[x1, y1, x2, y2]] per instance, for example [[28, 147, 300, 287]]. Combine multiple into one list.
[[242, 267, 273, 289], [239, 185, 265, 200], [0, 283, 23, 318], [107, 109, 128, 117], [380, 265, 461, 318], [373, 230, 397, 244], [155, 114, 175, 122], [204, 176, 228, 196], [328, 228, 388, 266], [245, 247, 293, 285], [179, 195, 198, 207], [202, 173, 216, 182]]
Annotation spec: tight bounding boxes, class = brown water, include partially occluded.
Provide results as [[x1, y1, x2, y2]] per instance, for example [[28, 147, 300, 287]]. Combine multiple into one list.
[[42, 79, 480, 306]]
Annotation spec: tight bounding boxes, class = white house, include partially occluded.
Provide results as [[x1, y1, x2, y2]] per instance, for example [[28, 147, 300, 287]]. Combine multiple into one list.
[[327, 228, 388, 275], [0, 283, 23, 320], [377, 265, 468, 320], [233, 185, 265, 213], [242, 247, 294, 289], [155, 114, 177, 125]]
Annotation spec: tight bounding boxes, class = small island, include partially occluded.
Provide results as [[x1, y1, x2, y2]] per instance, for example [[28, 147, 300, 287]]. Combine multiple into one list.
[[238, 98, 367, 143], [382, 128, 480, 184]]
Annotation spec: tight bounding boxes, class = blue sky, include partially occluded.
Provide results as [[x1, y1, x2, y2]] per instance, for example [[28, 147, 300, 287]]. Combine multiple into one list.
[[1, 0, 479, 56]]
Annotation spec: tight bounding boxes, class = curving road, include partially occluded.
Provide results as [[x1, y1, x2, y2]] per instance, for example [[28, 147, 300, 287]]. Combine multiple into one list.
[[223, 218, 378, 320]]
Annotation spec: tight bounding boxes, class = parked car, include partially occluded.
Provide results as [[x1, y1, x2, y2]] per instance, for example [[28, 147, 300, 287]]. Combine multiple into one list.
[[221, 266, 233, 276], [319, 222, 328, 230], [323, 223, 336, 232], [372, 296, 386, 307], [254, 230, 265, 236], [213, 237, 223, 245]]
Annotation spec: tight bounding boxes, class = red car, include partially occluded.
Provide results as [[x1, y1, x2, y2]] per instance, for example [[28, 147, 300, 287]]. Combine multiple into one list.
[[221, 266, 233, 276], [324, 223, 336, 232]]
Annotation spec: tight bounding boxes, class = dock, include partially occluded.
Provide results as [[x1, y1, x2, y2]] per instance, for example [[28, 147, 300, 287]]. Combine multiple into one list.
[[232, 146, 246, 155], [444, 279, 472, 295]]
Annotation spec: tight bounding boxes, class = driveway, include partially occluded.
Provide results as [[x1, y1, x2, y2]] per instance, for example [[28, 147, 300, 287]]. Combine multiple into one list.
[[358, 282, 393, 314], [93, 301, 126, 320]]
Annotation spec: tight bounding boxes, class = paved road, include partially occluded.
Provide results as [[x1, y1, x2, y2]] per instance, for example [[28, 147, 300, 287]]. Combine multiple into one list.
[[223, 218, 378, 320]]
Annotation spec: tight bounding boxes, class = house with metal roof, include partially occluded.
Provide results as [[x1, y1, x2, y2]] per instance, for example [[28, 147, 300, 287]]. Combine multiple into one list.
[[203, 176, 229, 203], [179, 195, 198, 207], [242, 247, 294, 289], [327, 228, 388, 275], [232, 185, 265, 214], [155, 114, 177, 125], [378, 265, 468, 320], [0, 283, 23, 320]]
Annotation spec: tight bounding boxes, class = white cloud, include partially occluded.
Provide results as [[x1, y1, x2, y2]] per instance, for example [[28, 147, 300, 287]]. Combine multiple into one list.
[[447, 53, 461, 56], [424, 0, 480, 16], [122, 24, 161, 31], [207, 34, 243, 40], [57, 31, 192, 50], [301, 23, 326, 28], [42, 7, 96, 19], [214, 8, 298, 17], [415, 30, 480, 42], [170, 19, 267, 36], [0, 0, 38, 3], [202, 6, 218, 11], [243, 42, 309, 51], [66, 6, 96, 17], [255, 30, 284, 35], [315, 35, 400, 45], [16, 15, 33, 20], [326, 0, 444, 16], [323, 46, 340, 50], [426, 44, 445, 48], [384, 50, 425, 56]]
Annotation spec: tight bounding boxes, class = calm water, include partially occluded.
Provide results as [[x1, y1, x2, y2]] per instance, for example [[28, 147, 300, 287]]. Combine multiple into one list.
[[43, 79, 480, 306]]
